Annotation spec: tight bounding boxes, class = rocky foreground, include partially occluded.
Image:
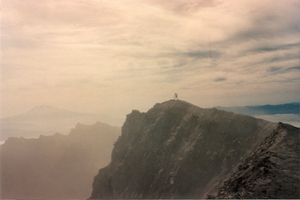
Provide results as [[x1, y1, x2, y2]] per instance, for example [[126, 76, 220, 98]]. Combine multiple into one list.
[[216, 122, 300, 199], [90, 100, 279, 199]]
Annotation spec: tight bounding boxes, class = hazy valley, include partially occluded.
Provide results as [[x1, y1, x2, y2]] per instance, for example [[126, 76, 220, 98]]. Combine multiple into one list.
[[0, 122, 120, 199], [217, 103, 300, 127], [0, 105, 121, 144]]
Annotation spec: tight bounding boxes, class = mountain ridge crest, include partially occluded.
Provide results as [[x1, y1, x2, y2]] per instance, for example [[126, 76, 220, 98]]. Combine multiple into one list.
[[90, 100, 278, 199]]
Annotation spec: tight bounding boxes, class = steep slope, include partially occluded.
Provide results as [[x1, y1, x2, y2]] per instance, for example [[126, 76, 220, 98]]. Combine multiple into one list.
[[0, 122, 120, 199], [216, 122, 300, 199], [90, 100, 277, 199]]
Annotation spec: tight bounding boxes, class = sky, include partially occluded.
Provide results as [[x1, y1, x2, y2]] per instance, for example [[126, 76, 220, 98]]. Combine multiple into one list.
[[1, 0, 300, 125]]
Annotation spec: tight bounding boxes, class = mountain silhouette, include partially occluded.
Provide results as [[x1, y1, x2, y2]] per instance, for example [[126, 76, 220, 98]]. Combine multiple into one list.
[[217, 103, 300, 128], [217, 102, 300, 116], [0, 105, 114, 142], [20, 105, 79, 117], [0, 122, 120, 199], [90, 100, 280, 199]]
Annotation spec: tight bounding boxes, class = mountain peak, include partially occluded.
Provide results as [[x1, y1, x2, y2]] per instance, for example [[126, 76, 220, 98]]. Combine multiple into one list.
[[25, 105, 62, 115], [19, 105, 79, 119], [90, 101, 277, 199], [154, 100, 196, 109], [148, 100, 205, 115], [126, 100, 196, 121]]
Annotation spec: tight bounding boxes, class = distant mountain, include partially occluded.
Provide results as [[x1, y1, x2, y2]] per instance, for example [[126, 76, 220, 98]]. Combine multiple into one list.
[[90, 100, 278, 199], [217, 103, 300, 127], [0, 105, 116, 142], [0, 122, 121, 199], [19, 105, 79, 118], [216, 123, 300, 199], [217, 102, 300, 116]]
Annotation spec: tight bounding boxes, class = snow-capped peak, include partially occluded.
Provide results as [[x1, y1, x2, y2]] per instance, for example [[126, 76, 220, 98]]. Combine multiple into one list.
[[25, 105, 62, 116]]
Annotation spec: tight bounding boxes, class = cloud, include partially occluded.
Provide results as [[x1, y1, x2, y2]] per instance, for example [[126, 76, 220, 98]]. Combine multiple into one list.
[[181, 50, 222, 59], [268, 66, 282, 73], [268, 53, 299, 64], [1, 0, 300, 121], [287, 66, 300, 71], [143, 0, 220, 14], [225, 1, 300, 43], [214, 77, 227, 82], [268, 65, 300, 75], [244, 42, 300, 54]]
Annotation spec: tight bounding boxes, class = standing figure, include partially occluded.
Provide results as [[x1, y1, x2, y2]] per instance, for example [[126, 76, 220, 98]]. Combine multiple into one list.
[[174, 93, 178, 100]]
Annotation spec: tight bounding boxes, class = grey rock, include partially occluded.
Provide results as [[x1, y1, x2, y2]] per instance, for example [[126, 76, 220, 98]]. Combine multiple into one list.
[[90, 100, 277, 199]]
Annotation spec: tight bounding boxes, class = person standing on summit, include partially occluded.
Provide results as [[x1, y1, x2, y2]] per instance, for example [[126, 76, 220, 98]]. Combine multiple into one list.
[[174, 93, 178, 100]]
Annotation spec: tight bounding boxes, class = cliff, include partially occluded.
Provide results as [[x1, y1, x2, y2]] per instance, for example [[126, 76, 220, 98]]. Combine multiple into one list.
[[216, 122, 300, 199], [0, 122, 120, 199], [90, 100, 277, 199]]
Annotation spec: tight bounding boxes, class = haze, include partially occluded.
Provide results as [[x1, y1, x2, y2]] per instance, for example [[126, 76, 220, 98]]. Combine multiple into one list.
[[1, 0, 300, 126]]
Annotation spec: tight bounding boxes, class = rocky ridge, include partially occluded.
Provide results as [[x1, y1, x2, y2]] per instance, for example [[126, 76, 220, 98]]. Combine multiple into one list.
[[216, 122, 300, 199], [90, 100, 277, 199], [0, 122, 120, 199]]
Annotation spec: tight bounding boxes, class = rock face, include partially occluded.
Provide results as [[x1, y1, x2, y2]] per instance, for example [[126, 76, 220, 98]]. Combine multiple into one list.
[[216, 122, 300, 199], [0, 122, 120, 199], [90, 100, 277, 199]]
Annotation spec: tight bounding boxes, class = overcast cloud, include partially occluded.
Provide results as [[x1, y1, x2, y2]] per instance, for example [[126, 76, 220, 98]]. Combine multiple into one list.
[[1, 0, 300, 125]]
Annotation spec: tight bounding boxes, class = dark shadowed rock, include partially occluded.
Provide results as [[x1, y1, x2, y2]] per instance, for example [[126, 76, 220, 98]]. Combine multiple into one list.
[[90, 100, 277, 199], [215, 122, 300, 199], [0, 122, 120, 199]]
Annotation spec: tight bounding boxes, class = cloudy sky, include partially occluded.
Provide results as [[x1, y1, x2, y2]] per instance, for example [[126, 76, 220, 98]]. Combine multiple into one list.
[[1, 0, 300, 125]]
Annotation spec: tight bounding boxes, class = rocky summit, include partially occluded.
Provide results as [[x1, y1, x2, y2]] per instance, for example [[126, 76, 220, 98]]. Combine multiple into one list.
[[90, 100, 279, 199]]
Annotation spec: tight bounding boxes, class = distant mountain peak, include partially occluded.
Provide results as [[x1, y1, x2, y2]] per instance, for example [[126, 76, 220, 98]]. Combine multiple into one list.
[[27, 105, 58, 112], [23, 105, 74, 116]]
